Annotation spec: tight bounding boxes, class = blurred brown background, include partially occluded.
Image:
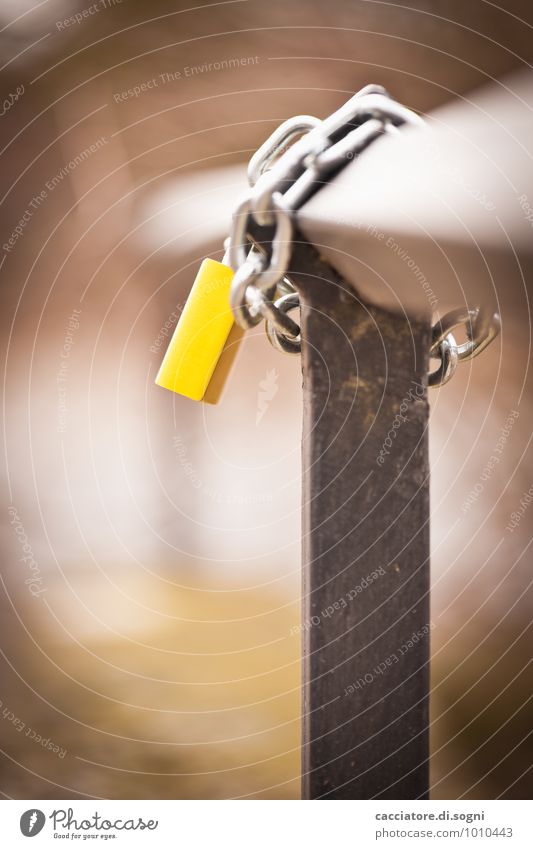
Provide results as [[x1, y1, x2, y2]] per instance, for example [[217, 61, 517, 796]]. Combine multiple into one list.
[[0, 0, 532, 799]]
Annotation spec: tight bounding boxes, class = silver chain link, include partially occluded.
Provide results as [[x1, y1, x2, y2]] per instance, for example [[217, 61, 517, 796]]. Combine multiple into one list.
[[429, 306, 501, 386], [229, 85, 500, 387]]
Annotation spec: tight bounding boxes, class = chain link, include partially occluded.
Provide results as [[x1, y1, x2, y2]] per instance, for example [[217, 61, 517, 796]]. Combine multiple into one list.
[[265, 293, 301, 354], [429, 307, 501, 386], [229, 85, 501, 387]]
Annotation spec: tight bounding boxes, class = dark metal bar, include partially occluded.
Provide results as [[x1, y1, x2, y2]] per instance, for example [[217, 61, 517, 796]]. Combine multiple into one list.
[[288, 235, 432, 800]]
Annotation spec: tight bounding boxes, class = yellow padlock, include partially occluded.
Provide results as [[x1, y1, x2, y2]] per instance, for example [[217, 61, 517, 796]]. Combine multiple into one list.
[[155, 258, 242, 403]]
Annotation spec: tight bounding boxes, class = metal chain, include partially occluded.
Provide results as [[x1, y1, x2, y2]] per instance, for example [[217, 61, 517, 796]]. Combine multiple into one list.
[[229, 85, 501, 387], [229, 84, 422, 332], [429, 306, 501, 386]]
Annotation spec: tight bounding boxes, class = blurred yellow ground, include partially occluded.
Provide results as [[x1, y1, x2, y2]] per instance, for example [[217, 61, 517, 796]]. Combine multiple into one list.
[[0, 573, 301, 799]]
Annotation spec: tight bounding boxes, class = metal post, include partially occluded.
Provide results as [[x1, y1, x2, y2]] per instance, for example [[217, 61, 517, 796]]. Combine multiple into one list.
[[288, 236, 432, 799]]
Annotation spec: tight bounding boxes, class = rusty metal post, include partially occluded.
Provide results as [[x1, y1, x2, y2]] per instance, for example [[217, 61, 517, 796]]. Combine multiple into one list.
[[287, 235, 432, 799]]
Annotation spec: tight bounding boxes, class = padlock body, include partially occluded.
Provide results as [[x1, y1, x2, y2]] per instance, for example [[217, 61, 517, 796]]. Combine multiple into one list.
[[155, 258, 235, 401]]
